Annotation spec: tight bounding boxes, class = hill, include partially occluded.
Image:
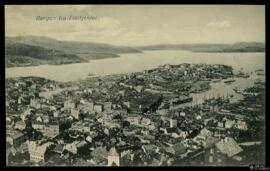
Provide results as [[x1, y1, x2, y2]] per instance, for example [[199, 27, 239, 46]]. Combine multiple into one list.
[[6, 36, 142, 54], [5, 36, 142, 67], [5, 42, 88, 67], [137, 42, 265, 52]]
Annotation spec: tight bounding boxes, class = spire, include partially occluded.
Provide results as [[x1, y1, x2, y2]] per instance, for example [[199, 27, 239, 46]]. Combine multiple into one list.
[[108, 147, 119, 156]]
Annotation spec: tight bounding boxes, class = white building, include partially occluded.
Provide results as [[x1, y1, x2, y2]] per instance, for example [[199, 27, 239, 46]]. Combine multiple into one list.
[[28, 141, 52, 162], [170, 118, 177, 128]]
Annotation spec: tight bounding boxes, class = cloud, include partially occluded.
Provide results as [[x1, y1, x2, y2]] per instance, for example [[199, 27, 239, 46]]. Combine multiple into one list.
[[206, 20, 232, 28]]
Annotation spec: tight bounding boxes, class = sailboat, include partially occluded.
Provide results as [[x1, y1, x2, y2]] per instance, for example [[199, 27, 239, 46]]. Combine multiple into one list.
[[233, 87, 241, 94]]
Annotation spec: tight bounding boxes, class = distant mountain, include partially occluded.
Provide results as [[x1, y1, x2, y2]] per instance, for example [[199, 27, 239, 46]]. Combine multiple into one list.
[[6, 36, 142, 54], [137, 42, 265, 52], [5, 35, 142, 67], [5, 42, 88, 67]]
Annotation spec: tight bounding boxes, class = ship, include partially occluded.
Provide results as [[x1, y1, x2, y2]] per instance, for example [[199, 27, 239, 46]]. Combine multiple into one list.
[[233, 87, 241, 94], [212, 79, 222, 83], [255, 69, 265, 76], [224, 79, 235, 84], [170, 95, 193, 105]]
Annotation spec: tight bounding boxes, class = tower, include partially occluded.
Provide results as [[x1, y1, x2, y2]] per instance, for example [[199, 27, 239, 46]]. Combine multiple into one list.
[[107, 147, 120, 166]]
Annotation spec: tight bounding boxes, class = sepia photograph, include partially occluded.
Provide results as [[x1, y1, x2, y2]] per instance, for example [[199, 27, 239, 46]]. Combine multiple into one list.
[[5, 5, 266, 167]]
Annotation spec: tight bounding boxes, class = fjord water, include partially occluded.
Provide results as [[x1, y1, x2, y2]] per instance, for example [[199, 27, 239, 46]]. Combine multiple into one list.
[[6, 50, 265, 82], [6, 50, 265, 103]]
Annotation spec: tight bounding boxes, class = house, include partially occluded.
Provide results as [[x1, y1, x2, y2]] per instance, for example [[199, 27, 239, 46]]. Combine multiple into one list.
[[104, 102, 112, 113], [142, 144, 159, 155], [103, 120, 121, 129], [52, 144, 64, 154], [169, 118, 177, 128], [107, 147, 120, 166], [64, 140, 87, 154], [156, 109, 169, 116], [77, 102, 94, 113], [83, 123, 91, 133], [64, 100, 75, 110], [224, 119, 236, 129], [53, 111, 60, 118], [42, 115, 50, 124], [20, 109, 32, 121], [123, 102, 130, 109], [180, 112, 186, 117], [6, 130, 26, 148], [194, 128, 213, 142], [204, 137, 242, 165], [162, 142, 186, 156], [217, 121, 224, 128], [115, 109, 128, 116], [30, 98, 41, 109], [141, 118, 151, 126], [86, 132, 98, 143], [126, 115, 140, 125], [28, 141, 52, 162], [70, 121, 84, 132], [203, 136, 220, 149], [6, 146, 17, 165], [118, 90, 125, 96], [235, 120, 248, 130], [32, 122, 45, 131], [42, 124, 60, 138], [134, 85, 144, 93], [94, 104, 103, 113], [71, 108, 81, 120], [14, 120, 26, 130]]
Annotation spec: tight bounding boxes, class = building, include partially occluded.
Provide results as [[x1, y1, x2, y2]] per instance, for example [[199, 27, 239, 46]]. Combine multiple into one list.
[[64, 100, 75, 109], [156, 109, 169, 116], [141, 118, 151, 126], [30, 98, 41, 109], [28, 141, 52, 162], [32, 122, 45, 131], [52, 144, 64, 154], [94, 104, 103, 113], [77, 102, 94, 113], [123, 102, 130, 109], [224, 119, 236, 129], [70, 121, 84, 132], [53, 111, 60, 118], [83, 123, 91, 133], [104, 102, 112, 113], [6, 130, 26, 148], [64, 140, 87, 154], [42, 124, 60, 138], [235, 120, 248, 130], [134, 85, 144, 93], [215, 137, 243, 157], [71, 108, 80, 120], [107, 147, 120, 166], [169, 118, 177, 128], [14, 120, 26, 130]]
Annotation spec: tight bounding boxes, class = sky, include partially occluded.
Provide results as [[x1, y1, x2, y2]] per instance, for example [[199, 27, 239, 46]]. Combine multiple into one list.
[[5, 5, 265, 46]]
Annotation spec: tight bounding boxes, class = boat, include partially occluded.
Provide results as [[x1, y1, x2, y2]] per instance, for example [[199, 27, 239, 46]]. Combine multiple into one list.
[[236, 71, 250, 78], [233, 87, 241, 94], [212, 79, 221, 83], [224, 79, 235, 84], [255, 69, 265, 76]]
